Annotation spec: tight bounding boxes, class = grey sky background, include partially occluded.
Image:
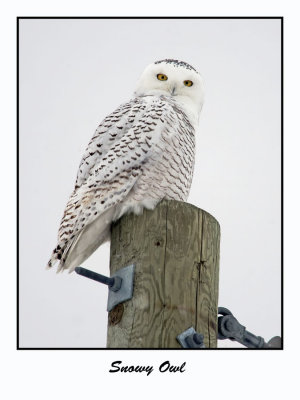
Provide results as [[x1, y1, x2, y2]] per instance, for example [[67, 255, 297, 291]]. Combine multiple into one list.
[[19, 18, 281, 348]]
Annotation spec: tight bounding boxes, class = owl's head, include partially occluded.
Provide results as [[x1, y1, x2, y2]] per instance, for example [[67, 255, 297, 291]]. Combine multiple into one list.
[[134, 59, 204, 120]]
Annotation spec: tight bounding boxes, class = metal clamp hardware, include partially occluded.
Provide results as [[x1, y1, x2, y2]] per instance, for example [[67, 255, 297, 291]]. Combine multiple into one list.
[[75, 264, 135, 312], [75, 267, 122, 291], [177, 327, 206, 348], [218, 307, 282, 348]]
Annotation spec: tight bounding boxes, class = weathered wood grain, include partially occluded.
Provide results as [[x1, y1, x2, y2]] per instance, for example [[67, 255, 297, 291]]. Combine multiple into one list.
[[107, 200, 220, 348]]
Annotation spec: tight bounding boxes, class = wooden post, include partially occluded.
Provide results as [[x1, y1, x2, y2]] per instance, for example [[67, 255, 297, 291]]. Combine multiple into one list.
[[107, 200, 220, 348]]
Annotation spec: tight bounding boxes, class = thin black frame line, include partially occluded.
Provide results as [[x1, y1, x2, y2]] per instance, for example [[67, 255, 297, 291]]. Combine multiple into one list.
[[16, 17, 20, 351], [281, 17, 284, 349], [16, 16, 284, 351], [18, 347, 283, 351], [16, 16, 283, 20]]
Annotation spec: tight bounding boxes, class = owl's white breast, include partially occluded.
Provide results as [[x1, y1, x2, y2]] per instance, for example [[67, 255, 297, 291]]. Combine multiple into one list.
[[113, 94, 196, 220]]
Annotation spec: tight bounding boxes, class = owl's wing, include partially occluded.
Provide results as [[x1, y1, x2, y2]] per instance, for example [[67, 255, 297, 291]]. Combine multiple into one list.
[[75, 98, 146, 188], [48, 96, 172, 270]]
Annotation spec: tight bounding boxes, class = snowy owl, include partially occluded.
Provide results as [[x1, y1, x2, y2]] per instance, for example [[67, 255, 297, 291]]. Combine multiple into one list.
[[48, 59, 204, 272]]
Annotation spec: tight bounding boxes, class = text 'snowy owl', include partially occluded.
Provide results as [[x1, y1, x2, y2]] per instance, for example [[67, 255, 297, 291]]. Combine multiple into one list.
[[48, 59, 204, 272]]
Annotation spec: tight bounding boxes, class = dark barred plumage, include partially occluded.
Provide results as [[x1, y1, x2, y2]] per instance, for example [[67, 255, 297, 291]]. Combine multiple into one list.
[[154, 59, 198, 73], [47, 59, 203, 272]]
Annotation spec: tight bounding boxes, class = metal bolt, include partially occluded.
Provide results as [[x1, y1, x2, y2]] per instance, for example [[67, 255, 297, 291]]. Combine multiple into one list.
[[75, 266, 122, 292]]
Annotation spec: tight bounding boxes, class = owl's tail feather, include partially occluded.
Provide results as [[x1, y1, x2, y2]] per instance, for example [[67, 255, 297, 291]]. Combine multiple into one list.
[[47, 207, 115, 273], [47, 241, 68, 270]]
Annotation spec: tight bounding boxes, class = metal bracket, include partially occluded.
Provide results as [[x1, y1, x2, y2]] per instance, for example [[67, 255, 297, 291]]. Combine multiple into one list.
[[177, 327, 205, 348], [107, 264, 135, 312], [75, 264, 135, 312], [218, 307, 282, 348]]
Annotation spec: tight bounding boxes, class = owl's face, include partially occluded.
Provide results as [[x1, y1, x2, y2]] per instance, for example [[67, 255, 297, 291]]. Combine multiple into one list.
[[134, 59, 204, 118]]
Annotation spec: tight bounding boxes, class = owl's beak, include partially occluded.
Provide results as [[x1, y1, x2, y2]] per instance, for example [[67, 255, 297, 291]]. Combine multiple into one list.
[[170, 85, 177, 96]]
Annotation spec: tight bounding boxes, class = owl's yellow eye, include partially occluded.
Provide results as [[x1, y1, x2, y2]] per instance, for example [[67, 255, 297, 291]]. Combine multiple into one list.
[[157, 73, 168, 81], [184, 80, 193, 87]]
